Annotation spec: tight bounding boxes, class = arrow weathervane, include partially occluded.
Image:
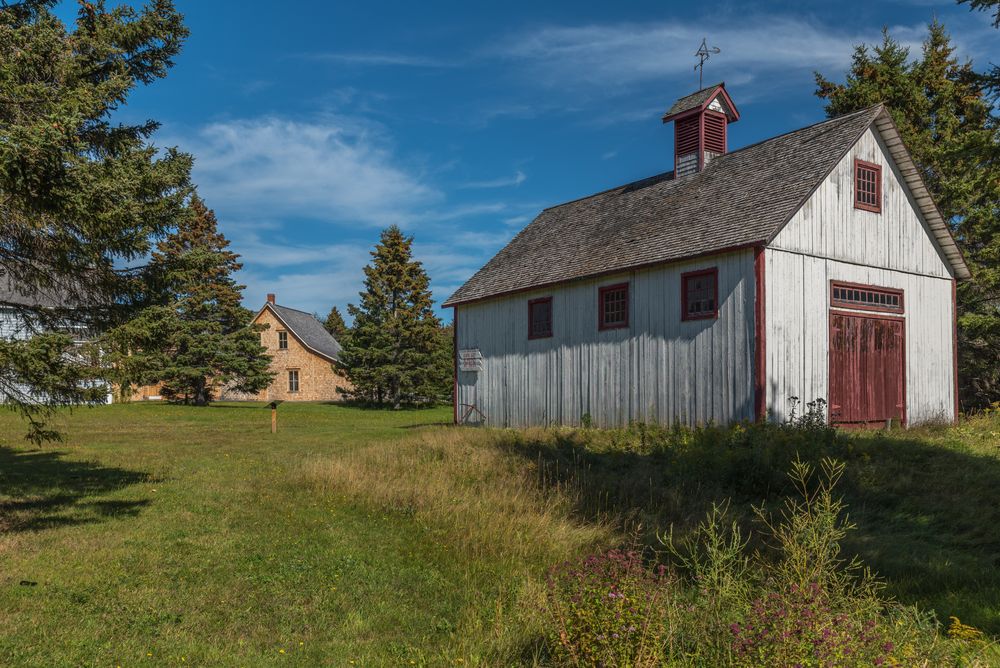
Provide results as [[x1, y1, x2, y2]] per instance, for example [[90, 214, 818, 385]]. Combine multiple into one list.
[[694, 38, 721, 89]]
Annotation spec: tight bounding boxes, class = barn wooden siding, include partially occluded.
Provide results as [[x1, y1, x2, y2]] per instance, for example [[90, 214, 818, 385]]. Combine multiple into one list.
[[455, 250, 755, 428], [766, 128, 956, 424]]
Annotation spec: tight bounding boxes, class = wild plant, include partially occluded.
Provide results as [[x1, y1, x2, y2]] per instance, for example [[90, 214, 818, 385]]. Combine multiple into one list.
[[545, 548, 670, 667]]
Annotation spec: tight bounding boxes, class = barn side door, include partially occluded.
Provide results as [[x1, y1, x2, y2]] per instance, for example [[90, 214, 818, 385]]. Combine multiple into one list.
[[829, 312, 905, 426]]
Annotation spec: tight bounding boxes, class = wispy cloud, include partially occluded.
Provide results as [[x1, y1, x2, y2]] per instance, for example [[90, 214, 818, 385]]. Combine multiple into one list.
[[175, 116, 441, 228], [459, 169, 527, 189], [487, 18, 931, 91], [297, 51, 454, 68], [502, 214, 532, 226]]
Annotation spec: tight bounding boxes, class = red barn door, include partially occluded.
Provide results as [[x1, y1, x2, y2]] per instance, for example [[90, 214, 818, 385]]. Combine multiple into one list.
[[829, 312, 905, 426]]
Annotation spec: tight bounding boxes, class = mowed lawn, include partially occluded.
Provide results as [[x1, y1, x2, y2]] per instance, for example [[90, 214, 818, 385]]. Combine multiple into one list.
[[1, 402, 999, 666], [0, 403, 497, 666]]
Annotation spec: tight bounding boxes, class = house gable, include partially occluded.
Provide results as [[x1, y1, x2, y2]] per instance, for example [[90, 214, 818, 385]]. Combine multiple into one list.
[[247, 306, 350, 402], [769, 122, 959, 279], [252, 303, 340, 363]]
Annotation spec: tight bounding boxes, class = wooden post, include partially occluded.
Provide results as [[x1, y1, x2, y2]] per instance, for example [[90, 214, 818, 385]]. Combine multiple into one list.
[[271, 406, 277, 434]]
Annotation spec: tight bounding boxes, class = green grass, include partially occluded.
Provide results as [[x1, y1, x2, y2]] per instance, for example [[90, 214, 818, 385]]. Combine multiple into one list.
[[0, 403, 998, 665]]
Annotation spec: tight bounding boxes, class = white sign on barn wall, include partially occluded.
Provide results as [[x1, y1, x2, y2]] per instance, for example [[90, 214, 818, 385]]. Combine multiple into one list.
[[458, 348, 483, 372]]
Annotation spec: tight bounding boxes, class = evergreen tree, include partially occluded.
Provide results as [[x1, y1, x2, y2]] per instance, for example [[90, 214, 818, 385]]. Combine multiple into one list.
[[323, 305, 348, 341], [432, 322, 455, 401], [0, 0, 191, 440], [816, 22, 1000, 409], [106, 196, 273, 406], [338, 226, 443, 407], [960, 0, 1000, 27]]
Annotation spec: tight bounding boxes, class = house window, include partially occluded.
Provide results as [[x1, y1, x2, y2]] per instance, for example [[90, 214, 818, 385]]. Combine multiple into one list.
[[682, 268, 719, 320], [528, 297, 553, 339], [854, 159, 881, 213], [831, 282, 903, 313], [278, 331, 288, 349], [288, 369, 299, 393], [599, 283, 629, 330]]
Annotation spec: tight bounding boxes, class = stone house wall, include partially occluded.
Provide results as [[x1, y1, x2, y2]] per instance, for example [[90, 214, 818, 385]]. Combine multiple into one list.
[[244, 308, 351, 402]]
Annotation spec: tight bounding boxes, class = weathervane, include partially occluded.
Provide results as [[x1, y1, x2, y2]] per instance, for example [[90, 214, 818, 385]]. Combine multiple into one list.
[[694, 38, 721, 89]]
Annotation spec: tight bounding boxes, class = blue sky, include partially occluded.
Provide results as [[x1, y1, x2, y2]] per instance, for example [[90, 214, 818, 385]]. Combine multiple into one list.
[[101, 0, 998, 321]]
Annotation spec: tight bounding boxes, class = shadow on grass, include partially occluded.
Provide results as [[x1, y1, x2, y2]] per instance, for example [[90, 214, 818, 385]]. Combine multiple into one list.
[[0, 446, 152, 534], [501, 424, 1000, 635]]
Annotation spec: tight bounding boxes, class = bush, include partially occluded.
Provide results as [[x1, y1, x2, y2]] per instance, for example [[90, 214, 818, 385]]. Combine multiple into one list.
[[543, 456, 975, 666], [545, 549, 670, 666], [730, 582, 891, 667]]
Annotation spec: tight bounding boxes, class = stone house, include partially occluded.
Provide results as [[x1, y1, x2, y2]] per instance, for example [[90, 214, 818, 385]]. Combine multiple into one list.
[[231, 294, 351, 402]]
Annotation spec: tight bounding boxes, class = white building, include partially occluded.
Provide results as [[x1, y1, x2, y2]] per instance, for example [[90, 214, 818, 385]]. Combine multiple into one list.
[[445, 84, 969, 428], [1, 274, 112, 405]]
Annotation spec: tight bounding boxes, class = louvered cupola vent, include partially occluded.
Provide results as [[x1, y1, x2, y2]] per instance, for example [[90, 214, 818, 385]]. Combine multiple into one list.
[[662, 82, 739, 177]]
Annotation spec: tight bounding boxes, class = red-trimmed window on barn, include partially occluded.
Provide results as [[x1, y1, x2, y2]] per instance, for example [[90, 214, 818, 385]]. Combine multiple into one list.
[[830, 282, 903, 313], [598, 283, 629, 330], [854, 159, 881, 213], [528, 297, 553, 339], [682, 268, 719, 321]]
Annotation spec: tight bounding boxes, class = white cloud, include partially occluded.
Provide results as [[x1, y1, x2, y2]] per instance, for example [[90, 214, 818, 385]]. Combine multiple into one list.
[[459, 169, 527, 189], [487, 18, 941, 91], [178, 116, 441, 228], [298, 52, 453, 68], [503, 214, 532, 226], [241, 266, 364, 318]]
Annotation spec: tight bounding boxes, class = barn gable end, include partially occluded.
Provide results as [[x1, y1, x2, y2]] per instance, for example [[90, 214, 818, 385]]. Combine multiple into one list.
[[762, 122, 959, 424], [769, 125, 954, 279]]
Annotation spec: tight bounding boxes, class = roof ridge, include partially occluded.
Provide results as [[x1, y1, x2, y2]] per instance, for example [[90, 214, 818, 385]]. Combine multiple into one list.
[[271, 302, 319, 318], [534, 105, 882, 217], [537, 171, 674, 214], [722, 104, 882, 159]]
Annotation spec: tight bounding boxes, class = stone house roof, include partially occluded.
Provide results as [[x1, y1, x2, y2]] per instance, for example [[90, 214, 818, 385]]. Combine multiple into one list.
[[256, 303, 342, 362]]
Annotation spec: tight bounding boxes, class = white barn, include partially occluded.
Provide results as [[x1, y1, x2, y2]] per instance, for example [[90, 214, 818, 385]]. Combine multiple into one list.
[[444, 84, 970, 428]]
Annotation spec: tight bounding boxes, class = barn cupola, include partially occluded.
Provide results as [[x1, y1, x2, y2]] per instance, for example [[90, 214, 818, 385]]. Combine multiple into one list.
[[662, 82, 740, 177]]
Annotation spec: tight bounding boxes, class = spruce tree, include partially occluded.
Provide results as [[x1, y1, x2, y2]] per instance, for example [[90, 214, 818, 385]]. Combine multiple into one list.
[[323, 306, 348, 341], [338, 226, 443, 407], [106, 196, 273, 406], [960, 0, 1000, 27], [0, 0, 191, 440], [816, 22, 1000, 409]]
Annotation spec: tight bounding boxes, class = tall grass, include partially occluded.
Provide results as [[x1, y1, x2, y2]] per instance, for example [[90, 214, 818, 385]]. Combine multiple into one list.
[[301, 428, 613, 566], [300, 412, 1000, 665]]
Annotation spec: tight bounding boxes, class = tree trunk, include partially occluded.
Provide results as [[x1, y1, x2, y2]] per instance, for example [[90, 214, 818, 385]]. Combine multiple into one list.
[[194, 378, 209, 406]]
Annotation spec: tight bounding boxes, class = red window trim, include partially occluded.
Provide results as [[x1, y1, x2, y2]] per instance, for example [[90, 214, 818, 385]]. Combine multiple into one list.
[[527, 296, 553, 339], [598, 282, 630, 330], [854, 158, 882, 213], [681, 267, 719, 321], [829, 280, 904, 314]]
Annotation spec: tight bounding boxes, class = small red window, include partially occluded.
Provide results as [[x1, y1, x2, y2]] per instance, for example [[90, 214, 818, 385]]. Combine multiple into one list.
[[854, 159, 881, 213], [599, 283, 629, 330], [830, 281, 903, 313], [682, 268, 718, 321], [528, 297, 552, 339]]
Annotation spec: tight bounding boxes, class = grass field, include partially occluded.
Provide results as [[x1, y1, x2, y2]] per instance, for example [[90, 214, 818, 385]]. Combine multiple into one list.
[[0, 402, 998, 665]]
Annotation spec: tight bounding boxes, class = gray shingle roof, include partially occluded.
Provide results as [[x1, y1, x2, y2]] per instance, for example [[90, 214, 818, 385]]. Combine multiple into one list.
[[0, 273, 79, 309], [444, 106, 888, 307], [267, 304, 342, 361], [663, 83, 724, 118]]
